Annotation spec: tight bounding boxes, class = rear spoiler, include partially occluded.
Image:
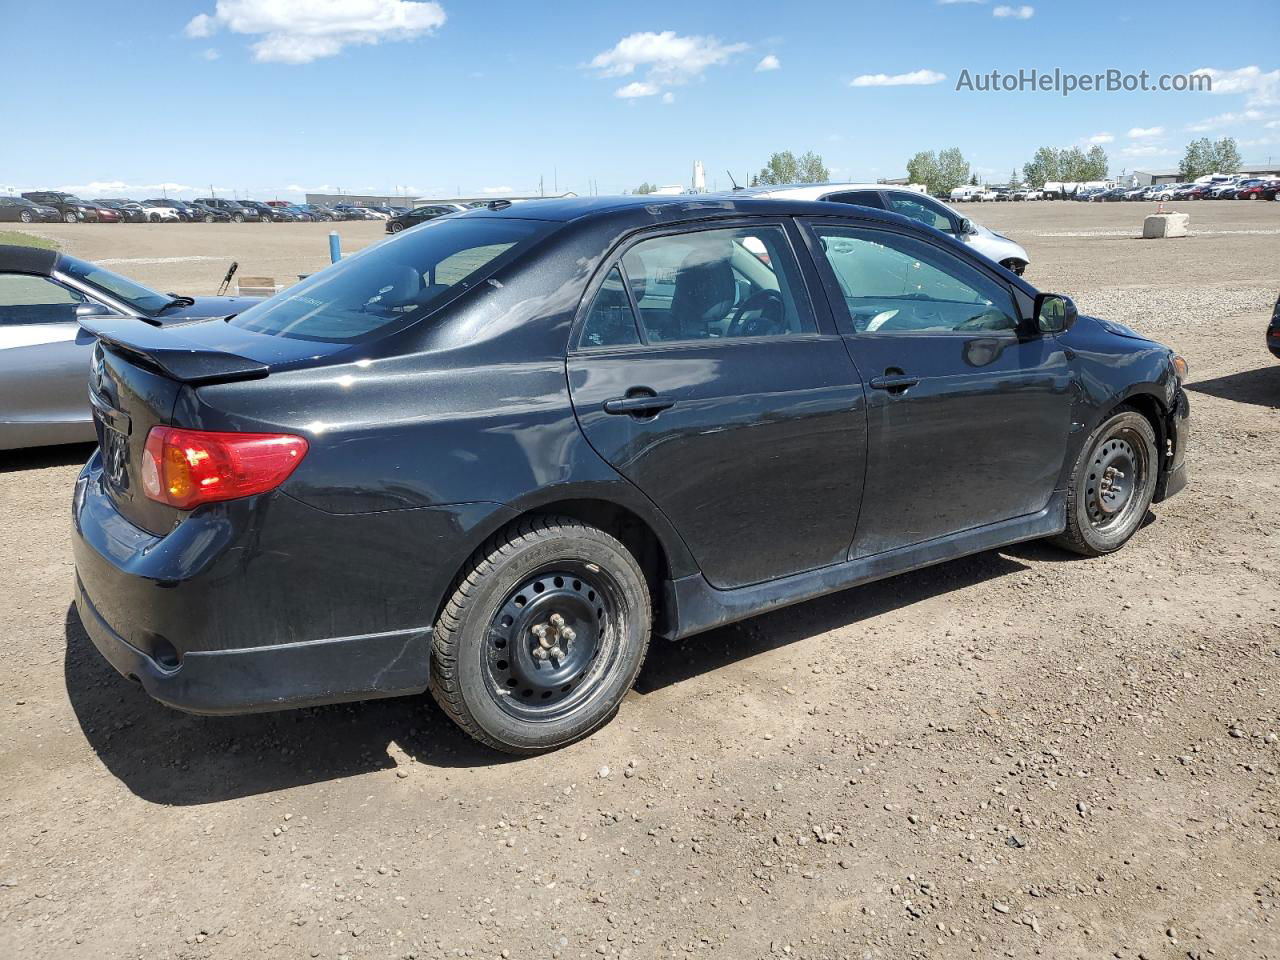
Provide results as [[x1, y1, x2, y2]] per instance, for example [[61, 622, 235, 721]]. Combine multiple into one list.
[[79, 315, 269, 385]]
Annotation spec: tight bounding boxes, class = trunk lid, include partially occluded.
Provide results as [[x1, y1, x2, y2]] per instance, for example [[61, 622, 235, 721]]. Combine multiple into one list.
[[83, 315, 349, 534]]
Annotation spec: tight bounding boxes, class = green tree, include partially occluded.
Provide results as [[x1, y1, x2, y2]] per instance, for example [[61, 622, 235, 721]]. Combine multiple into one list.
[[1212, 137, 1242, 175], [1008, 168, 1022, 189], [1022, 146, 1061, 188], [936, 148, 971, 193], [905, 147, 969, 194], [906, 151, 940, 190], [632, 182, 657, 195], [1085, 144, 1109, 181], [969, 173, 979, 186], [1059, 146, 1089, 182], [754, 150, 829, 185], [1179, 138, 1214, 179]]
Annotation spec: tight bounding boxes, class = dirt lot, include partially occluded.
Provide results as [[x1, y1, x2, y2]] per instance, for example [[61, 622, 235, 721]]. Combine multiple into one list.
[[2, 202, 1279, 960]]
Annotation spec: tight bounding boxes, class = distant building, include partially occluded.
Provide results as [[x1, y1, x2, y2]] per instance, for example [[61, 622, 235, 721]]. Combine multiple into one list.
[[305, 191, 576, 208], [1135, 164, 1279, 185]]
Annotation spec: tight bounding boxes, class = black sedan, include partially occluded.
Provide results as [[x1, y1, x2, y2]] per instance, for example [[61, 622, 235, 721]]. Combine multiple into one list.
[[0, 196, 61, 223], [1268, 293, 1280, 360], [21, 191, 99, 223], [188, 200, 232, 223], [71, 195, 1190, 754], [385, 203, 464, 233]]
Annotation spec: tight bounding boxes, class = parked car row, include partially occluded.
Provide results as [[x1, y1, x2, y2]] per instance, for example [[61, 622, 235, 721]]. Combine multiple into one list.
[[948, 177, 1280, 204], [4, 192, 422, 224]]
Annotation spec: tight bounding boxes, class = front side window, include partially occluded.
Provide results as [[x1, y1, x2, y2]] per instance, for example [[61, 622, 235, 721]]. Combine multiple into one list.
[[230, 216, 554, 343], [0, 274, 83, 325], [810, 225, 1019, 335], [619, 225, 815, 343], [887, 194, 956, 233]]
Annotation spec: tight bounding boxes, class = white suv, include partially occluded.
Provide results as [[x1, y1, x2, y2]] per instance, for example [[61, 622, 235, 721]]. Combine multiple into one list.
[[747, 183, 1031, 275]]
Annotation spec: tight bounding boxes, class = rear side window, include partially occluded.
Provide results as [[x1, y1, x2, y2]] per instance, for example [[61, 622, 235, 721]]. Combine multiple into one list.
[[229, 217, 554, 343], [886, 194, 956, 233], [823, 190, 886, 210], [0, 274, 83, 325], [580, 266, 640, 348]]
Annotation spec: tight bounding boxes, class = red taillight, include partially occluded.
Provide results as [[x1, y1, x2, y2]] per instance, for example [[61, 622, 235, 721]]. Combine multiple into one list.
[[141, 427, 308, 510]]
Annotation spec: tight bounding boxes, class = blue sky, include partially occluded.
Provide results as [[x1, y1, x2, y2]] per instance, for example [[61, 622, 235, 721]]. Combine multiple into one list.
[[1, 0, 1276, 200]]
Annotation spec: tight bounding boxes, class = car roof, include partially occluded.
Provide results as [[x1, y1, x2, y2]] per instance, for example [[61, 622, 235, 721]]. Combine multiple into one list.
[[461, 192, 926, 230], [0, 243, 59, 276]]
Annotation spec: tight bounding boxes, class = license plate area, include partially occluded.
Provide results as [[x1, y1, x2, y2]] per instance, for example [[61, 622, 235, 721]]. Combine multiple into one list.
[[89, 389, 133, 494]]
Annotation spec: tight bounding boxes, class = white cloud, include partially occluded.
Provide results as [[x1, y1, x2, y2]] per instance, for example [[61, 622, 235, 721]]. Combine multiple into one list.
[[1127, 126, 1164, 138], [851, 69, 946, 87], [616, 81, 659, 99], [58, 181, 198, 196], [1190, 65, 1280, 107], [481, 186, 514, 195], [992, 5, 1035, 18], [590, 31, 746, 98], [184, 0, 447, 65], [1120, 145, 1173, 157], [1267, 119, 1280, 129], [661, 92, 675, 104], [1086, 133, 1115, 144], [938, 0, 987, 4], [201, 48, 220, 61], [755, 54, 780, 72], [285, 183, 337, 193], [1186, 109, 1264, 132]]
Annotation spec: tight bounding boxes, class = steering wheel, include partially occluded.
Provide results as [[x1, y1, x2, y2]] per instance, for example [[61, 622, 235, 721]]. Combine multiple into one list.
[[954, 308, 1014, 332], [727, 289, 785, 338]]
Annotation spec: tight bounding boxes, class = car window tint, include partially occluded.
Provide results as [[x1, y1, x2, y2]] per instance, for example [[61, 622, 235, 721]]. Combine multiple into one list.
[[230, 217, 553, 344], [0, 274, 83, 325], [619, 226, 815, 343], [824, 190, 886, 210], [887, 195, 954, 232], [812, 226, 1019, 335], [580, 266, 640, 348]]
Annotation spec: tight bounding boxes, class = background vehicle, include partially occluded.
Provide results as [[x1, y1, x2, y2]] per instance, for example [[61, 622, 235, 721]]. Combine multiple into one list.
[[94, 199, 148, 222], [193, 197, 259, 222], [93, 205, 122, 223], [748, 182, 1032, 275], [385, 203, 465, 233], [21, 192, 100, 223], [1014, 189, 1043, 201], [0, 197, 61, 223], [139, 200, 181, 222], [0, 244, 261, 449], [1269, 294, 1280, 359], [187, 200, 231, 223], [67, 196, 1187, 754], [1149, 184, 1184, 201], [1235, 179, 1278, 200], [241, 199, 294, 222], [1123, 187, 1149, 201], [298, 203, 336, 221]]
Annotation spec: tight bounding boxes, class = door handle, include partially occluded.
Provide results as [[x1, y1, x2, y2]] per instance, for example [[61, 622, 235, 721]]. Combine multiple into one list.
[[603, 394, 677, 416], [868, 375, 920, 392]]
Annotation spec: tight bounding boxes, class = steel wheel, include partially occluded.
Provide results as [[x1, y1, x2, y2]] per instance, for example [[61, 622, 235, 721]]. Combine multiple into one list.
[[1084, 432, 1146, 535], [481, 564, 622, 723]]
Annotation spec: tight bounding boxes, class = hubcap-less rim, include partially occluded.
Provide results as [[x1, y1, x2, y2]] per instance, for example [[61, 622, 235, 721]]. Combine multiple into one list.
[[1085, 430, 1146, 533], [482, 564, 620, 722]]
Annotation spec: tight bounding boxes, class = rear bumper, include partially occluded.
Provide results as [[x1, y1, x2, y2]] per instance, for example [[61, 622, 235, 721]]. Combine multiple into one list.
[[1267, 332, 1280, 360], [75, 574, 431, 714], [71, 450, 512, 715]]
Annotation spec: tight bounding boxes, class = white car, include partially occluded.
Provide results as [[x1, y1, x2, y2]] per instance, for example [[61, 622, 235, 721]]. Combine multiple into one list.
[[748, 182, 1031, 276], [1014, 189, 1043, 201], [1148, 185, 1181, 201], [139, 200, 181, 223]]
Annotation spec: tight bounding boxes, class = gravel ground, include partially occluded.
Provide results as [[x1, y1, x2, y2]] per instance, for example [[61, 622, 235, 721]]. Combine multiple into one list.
[[1, 201, 1278, 960]]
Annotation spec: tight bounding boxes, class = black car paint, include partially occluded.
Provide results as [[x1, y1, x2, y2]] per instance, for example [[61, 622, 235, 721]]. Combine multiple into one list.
[[1268, 293, 1280, 360], [71, 195, 1190, 716]]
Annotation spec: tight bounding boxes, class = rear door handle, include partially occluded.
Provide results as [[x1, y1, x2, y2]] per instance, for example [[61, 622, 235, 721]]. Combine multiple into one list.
[[868, 375, 920, 392], [603, 395, 677, 416]]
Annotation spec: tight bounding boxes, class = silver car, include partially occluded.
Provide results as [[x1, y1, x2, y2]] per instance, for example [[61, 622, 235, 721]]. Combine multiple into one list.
[[743, 183, 1031, 276], [0, 244, 260, 450]]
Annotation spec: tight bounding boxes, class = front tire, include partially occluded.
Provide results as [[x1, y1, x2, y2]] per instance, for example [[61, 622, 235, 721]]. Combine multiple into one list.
[[232, 213, 244, 223], [19, 210, 33, 223], [431, 516, 652, 754], [390, 222, 405, 233], [64, 211, 78, 223], [1052, 407, 1159, 556]]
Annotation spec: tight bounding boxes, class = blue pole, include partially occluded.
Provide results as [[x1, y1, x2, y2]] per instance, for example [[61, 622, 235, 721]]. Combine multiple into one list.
[[328, 231, 341, 263]]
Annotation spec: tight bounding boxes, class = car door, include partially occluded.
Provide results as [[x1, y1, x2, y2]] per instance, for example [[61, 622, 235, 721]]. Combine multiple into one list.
[[800, 219, 1075, 558], [567, 220, 868, 590], [0, 272, 104, 448]]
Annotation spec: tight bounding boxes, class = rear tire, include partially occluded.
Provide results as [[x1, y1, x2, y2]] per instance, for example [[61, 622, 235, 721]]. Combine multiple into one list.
[[64, 211, 78, 223], [430, 516, 652, 754], [1001, 258, 1027, 276], [19, 210, 32, 223], [232, 213, 244, 223], [390, 222, 405, 233], [1052, 407, 1159, 556]]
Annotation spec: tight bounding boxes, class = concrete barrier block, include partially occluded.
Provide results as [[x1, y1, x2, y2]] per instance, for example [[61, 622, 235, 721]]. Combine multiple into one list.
[[1143, 213, 1190, 239]]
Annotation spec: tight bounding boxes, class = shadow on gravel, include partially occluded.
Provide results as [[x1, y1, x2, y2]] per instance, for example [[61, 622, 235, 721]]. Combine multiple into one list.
[[0, 442, 95, 474], [1186, 365, 1280, 409], [63, 605, 514, 807], [636, 549, 1029, 694], [65, 548, 1032, 804]]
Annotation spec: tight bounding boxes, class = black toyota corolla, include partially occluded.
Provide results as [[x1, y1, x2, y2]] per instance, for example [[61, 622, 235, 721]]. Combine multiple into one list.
[[72, 195, 1189, 753]]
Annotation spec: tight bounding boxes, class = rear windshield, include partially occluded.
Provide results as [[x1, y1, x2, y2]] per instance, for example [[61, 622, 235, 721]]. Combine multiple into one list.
[[228, 216, 553, 343]]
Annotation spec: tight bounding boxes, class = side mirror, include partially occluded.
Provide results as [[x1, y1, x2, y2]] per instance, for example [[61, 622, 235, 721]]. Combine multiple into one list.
[[957, 217, 975, 236], [1034, 293, 1078, 334], [75, 301, 115, 320]]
